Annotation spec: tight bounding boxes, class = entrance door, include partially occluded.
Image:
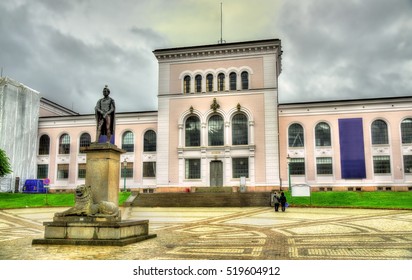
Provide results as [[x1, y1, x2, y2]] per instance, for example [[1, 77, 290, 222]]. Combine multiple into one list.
[[210, 161, 223, 187]]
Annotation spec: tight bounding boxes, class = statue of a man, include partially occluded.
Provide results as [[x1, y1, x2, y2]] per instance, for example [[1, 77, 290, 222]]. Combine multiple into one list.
[[95, 85, 115, 143]]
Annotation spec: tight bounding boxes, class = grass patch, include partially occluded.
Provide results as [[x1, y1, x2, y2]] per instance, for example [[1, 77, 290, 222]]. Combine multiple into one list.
[[286, 191, 412, 209], [0, 192, 131, 209]]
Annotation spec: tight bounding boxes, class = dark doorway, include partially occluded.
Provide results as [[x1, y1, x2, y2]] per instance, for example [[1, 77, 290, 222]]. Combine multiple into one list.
[[210, 160, 223, 187]]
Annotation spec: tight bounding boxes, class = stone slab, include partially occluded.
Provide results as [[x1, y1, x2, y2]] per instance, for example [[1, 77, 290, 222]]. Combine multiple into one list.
[[32, 219, 157, 246]]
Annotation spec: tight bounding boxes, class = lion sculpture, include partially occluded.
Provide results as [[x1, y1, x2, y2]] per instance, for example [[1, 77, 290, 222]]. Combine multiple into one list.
[[55, 185, 119, 217]]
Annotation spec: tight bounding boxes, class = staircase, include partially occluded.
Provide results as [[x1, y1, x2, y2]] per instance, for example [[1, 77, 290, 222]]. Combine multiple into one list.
[[129, 192, 272, 207]]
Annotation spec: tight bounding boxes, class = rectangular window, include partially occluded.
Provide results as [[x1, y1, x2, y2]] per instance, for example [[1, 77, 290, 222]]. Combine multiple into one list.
[[404, 155, 412, 174], [232, 158, 249, 178], [316, 157, 333, 175], [143, 162, 156, 178], [37, 164, 48, 179], [373, 156, 391, 174], [185, 159, 201, 179], [121, 162, 134, 178], [57, 164, 69, 179], [290, 158, 305, 175], [78, 163, 86, 179]]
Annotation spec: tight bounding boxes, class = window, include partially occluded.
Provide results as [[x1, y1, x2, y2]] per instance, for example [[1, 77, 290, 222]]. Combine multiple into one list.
[[144, 130, 157, 152], [241, 71, 249, 90], [315, 122, 331, 147], [206, 74, 213, 92], [208, 115, 224, 146], [401, 118, 412, 144], [195, 75, 202, 93], [373, 156, 391, 174], [122, 131, 134, 152], [38, 135, 50, 155], [290, 158, 305, 175], [37, 164, 48, 179], [184, 75, 191, 94], [143, 162, 156, 178], [229, 72, 237, 90], [58, 134, 70, 154], [79, 133, 91, 152], [78, 163, 86, 179], [217, 73, 225, 91], [232, 113, 248, 145], [371, 120, 389, 145], [185, 116, 201, 147], [57, 164, 69, 179], [403, 155, 412, 174], [185, 159, 201, 179], [316, 157, 333, 175], [232, 158, 249, 178], [288, 123, 304, 147], [121, 162, 133, 178]]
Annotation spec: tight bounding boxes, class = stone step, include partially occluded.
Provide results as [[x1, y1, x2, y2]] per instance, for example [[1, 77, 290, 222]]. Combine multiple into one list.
[[130, 192, 272, 207]]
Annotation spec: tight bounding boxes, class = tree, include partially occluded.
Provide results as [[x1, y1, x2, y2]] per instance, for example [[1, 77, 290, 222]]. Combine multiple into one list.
[[0, 149, 12, 177]]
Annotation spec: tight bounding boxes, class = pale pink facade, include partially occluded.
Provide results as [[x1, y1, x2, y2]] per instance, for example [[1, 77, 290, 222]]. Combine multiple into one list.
[[279, 98, 412, 191], [34, 38, 412, 192]]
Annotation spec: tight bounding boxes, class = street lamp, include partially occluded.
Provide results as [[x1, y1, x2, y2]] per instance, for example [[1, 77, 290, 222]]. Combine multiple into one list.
[[123, 158, 127, 192], [287, 154, 291, 194]]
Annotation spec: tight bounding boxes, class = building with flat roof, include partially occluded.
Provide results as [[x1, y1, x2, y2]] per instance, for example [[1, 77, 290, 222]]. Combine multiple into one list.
[[2, 38, 411, 192]]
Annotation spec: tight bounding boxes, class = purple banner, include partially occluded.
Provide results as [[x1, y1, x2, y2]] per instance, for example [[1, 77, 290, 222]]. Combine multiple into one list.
[[338, 118, 366, 179]]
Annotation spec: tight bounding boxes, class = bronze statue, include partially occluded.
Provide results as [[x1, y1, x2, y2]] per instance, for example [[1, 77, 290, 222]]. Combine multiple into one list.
[[95, 85, 115, 143]]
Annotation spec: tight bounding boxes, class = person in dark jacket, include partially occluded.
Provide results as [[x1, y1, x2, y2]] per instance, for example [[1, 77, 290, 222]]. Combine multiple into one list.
[[279, 192, 287, 212], [273, 192, 280, 212]]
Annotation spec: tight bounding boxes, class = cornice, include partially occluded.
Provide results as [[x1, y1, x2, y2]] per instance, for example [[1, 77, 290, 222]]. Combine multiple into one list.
[[153, 39, 282, 62]]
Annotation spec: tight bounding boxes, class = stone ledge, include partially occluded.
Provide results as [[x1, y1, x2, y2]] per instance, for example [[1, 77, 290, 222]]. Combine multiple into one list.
[[32, 219, 156, 246]]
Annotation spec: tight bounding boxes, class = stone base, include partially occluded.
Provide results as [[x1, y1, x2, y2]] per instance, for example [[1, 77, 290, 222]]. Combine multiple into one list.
[[32, 218, 156, 246]]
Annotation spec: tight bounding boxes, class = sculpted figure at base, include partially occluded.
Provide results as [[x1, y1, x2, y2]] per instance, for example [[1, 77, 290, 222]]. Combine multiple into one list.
[[55, 185, 119, 217], [95, 85, 115, 143]]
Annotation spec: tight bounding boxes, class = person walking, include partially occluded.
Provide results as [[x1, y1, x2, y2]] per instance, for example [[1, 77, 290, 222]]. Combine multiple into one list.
[[273, 192, 280, 212], [279, 192, 287, 212]]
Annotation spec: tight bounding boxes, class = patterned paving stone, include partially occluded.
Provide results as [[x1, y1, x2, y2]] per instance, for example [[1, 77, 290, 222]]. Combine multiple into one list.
[[0, 207, 411, 260]]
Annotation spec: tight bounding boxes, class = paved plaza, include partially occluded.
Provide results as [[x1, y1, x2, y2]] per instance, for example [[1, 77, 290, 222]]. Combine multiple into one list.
[[0, 206, 411, 260]]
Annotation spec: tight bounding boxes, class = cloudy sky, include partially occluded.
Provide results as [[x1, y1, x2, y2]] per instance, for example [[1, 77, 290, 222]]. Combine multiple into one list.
[[1, 0, 411, 114]]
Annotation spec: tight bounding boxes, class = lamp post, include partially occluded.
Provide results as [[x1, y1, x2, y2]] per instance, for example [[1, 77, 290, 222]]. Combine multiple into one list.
[[287, 154, 291, 194], [123, 158, 127, 192]]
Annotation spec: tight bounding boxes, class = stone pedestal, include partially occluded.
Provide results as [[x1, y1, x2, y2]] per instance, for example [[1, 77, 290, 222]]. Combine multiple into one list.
[[32, 217, 156, 246], [83, 142, 124, 204], [32, 142, 157, 246]]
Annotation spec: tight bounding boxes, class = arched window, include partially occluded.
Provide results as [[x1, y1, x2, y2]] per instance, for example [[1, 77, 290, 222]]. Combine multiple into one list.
[[122, 131, 134, 152], [232, 113, 248, 145], [38, 135, 50, 155], [144, 130, 157, 152], [185, 116, 201, 147], [79, 133, 91, 152], [195, 75, 202, 93], [371, 120, 389, 145], [208, 115, 224, 146], [315, 122, 331, 147], [229, 72, 237, 90], [288, 124, 304, 147], [184, 75, 191, 94], [241, 71, 249, 90], [58, 134, 70, 154], [206, 74, 213, 92], [217, 73, 225, 91], [401, 118, 412, 144]]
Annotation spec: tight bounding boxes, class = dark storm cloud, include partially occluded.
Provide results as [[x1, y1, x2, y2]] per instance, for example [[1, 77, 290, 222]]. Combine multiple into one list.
[[277, 0, 412, 103], [0, 1, 164, 113]]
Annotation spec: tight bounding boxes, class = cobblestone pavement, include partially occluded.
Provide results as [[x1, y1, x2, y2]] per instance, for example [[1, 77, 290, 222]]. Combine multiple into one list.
[[0, 206, 411, 260]]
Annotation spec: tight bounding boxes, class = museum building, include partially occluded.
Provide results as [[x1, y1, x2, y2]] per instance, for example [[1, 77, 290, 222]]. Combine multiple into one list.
[[2, 38, 412, 192]]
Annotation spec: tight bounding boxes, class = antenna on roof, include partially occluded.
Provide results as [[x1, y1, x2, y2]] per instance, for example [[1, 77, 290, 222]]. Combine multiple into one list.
[[218, 2, 226, 44]]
